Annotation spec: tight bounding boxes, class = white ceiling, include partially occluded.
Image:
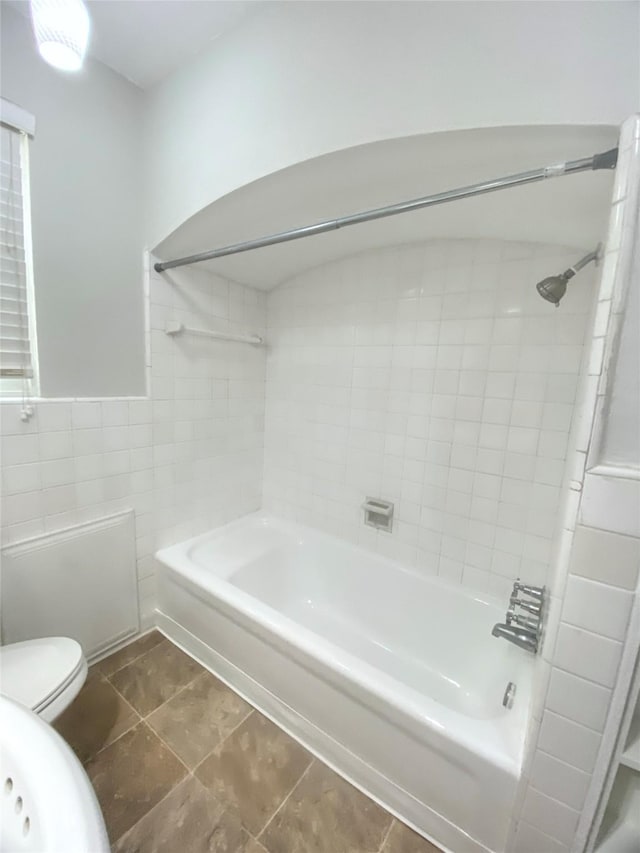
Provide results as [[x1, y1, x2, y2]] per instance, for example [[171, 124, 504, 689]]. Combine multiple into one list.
[[154, 125, 618, 290], [8, 0, 261, 88]]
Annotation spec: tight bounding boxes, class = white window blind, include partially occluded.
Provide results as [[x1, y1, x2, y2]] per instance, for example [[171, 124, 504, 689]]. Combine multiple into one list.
[[1, 122, 36, 387]]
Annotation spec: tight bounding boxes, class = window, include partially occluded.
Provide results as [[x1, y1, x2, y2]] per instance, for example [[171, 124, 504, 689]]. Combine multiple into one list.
[[1, 100, 38, 397]]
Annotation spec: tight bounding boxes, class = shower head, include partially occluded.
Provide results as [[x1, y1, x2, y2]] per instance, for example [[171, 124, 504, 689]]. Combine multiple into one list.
[[536, 246, 600, 307], [536, 272, 572, 305]]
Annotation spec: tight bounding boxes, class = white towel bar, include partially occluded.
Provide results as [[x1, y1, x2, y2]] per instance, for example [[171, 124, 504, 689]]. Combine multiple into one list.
[[165, 321, 264, 346]]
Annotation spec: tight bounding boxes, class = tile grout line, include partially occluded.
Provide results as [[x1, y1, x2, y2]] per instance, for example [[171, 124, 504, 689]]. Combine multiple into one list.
[[141, 720, 193, 776], [200, 705, 255, 755], [246, 829, 269, 853], [133, 668, 208, 721], [97, 631, 166, 678], [102, 638, 209, 728], [110, 767, 196, 850], [256, 757, 315, 843], [377, 817, 396, 853], [192, 709, 256, 777], [81, 714, 141, 767], [79, 682, 142, 767]]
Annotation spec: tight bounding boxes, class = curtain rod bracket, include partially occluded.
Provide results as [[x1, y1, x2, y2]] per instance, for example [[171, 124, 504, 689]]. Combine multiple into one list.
[[592, 147, 618, 171]]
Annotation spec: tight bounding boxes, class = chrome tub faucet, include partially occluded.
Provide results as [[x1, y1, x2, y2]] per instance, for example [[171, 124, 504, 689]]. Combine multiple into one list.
[[492, 580, 545, 654], [492, 622, 539, 653]]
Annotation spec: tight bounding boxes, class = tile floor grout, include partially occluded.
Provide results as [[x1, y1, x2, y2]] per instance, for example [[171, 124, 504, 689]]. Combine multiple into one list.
[[78, 678, 142, 767], [140, 719, 193, 777], [113, 770, 196, 848], [131, 665, 204, 719], [378, 816, 396, 853], [190, 707, 257, 777], [256, 756, 316, 844], [95, 630, 165, 677]]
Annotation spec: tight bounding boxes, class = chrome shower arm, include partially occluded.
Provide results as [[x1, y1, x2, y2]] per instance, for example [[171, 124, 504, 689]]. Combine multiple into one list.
[[572, 248, 600, 272], [562, 246, 601, 280]]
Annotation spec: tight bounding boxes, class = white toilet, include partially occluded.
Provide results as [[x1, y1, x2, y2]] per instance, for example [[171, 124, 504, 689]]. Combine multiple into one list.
[[0, 637, 87, 723]]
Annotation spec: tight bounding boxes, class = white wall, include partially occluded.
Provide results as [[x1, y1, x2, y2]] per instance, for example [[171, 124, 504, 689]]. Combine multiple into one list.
[[0, 259, 266, 627], [0, 6, 146, 397], [145, 0, 639, 250], [263, 238, 597, 596]]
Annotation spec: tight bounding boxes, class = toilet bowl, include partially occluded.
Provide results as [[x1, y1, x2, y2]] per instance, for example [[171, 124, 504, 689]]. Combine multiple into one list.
[[0, 637, 87, 723]]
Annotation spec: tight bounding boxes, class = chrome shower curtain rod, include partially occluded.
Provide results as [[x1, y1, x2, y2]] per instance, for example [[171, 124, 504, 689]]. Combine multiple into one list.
[[153, 147, 618, 274]]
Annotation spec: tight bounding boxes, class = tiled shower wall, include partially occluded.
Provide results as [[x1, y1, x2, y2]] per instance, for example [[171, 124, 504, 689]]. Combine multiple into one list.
[[0, 258, 266, 629], [263, 239, 597, 595]]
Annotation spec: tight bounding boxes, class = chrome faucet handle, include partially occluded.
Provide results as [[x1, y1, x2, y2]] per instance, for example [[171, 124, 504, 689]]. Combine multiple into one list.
[[507, 607, 539, 632], [513, 580, 545, 602], [510, 596, 542, 616]]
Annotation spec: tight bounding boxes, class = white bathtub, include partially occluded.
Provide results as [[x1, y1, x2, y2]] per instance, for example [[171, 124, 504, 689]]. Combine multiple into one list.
[[155, 514, 533, 853]]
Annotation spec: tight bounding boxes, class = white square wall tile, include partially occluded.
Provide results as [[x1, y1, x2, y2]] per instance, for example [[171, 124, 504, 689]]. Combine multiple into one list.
[[521, 787, 580, 848], [1, 463, 41, 495], [71, 401, 102, 429], [1, 491, 44, 526], [580, 475, 640, 539], [128, 400, 152, 424], [529, 750, 590, 811], [537, 710, 601, 774], [561, 575, 633, 642], [40, 458, 75, 489], [42, 484, 76, 516], [72, 428, 104, 457], [1, 434, 40, 466], [36, 403, 72, 432], [101, 400, 129, 426], [39, 431, 73, 461], [569, 524, 640, 590], [546, 667, 611, 732], [513, 820, 569, 853], [553, 623, 623, 689]]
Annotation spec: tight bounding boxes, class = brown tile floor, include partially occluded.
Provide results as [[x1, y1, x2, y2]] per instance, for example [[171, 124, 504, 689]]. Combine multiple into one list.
[[55, 631, 441, 853]]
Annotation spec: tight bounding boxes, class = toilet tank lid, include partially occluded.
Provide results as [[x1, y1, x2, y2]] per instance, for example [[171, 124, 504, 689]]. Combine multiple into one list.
[[0, 637, 84, 712]]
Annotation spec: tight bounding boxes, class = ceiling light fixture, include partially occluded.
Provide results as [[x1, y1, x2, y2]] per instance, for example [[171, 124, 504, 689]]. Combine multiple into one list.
[[29, 0, 90, 72]]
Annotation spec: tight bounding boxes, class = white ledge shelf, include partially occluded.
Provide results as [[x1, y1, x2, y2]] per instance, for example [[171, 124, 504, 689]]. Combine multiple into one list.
[[165, 321, 264, 346]]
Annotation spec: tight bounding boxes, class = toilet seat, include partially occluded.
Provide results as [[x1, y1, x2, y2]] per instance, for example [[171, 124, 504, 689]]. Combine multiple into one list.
[[0, 637, 87, 722]]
